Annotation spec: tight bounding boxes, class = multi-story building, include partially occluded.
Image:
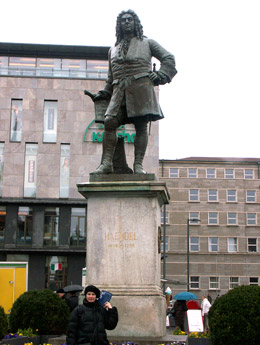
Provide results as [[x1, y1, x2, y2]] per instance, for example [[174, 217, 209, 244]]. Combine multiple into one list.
[[0, 42, 160, 293], [160, 157, 260, 299]]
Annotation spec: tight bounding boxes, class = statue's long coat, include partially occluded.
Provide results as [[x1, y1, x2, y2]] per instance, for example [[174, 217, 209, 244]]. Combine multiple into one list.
[[102, 37, 177, 123]]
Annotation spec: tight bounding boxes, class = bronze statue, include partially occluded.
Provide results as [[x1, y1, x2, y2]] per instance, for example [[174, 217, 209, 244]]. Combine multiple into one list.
[[85, 9, 177, 174]]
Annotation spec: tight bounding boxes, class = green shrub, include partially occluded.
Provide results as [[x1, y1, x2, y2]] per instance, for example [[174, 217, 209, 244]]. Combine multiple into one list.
[[0, 305, 8, 340], [209, 285, 260, 345], [9, 289, 70, 335]]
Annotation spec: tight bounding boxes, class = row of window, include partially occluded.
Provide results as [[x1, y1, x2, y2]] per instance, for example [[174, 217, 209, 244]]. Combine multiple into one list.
[[161, 211, 259, 226], [0, 142, 70, 198], [0, 206, 86, 247], [189, 188, 258, 203], [169, 167, 258, 180], [190, 276, 259, 290], [189, 236, 258, 253], [0, 56, 108, 79]]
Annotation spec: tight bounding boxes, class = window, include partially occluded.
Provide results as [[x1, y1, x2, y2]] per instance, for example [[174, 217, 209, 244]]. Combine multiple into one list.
[[227, 212, 237, 225], [60, 144, 70, 198], [161, 236, 169, 252], [248, 238, 257, 252], [0, 143, 4, 197], [36, 58, 61, 77], [249, 277, 258, 286], [208, 212, 218, 225], [189, 212, 200, 224], [0, 206, 6, 246], [188, 168, 197, 178], [209, 237, 218, 252], [10, 99, 23, 142], [190, 276, 200, 289], [62, 59, 87, 78], [209, 277, 219, 290], [208, 189, 218, 202], [225, 169, 234, 179], [190, 237, 199, 252], [227, 190, 237, 202], [229, 277, 239, 289], [87, 60, 109, 79], [228, 238, 238, 252], [169, 168, 178, 178], [44, 207, 59, 246], [246, 190, 256, 203], [161, 211, 169, 224], [189, 189, 199, 202], [43, 101, 58, 143], [70, 208, 86, 246], [245, 169, 253, 179], [9, 57, 36, 76], [17, 207, 33, 245], [207, 168, 216, 178], [24, 143, 38, 198], [247, 213, 257, 225], [46, 256, 67, 291]]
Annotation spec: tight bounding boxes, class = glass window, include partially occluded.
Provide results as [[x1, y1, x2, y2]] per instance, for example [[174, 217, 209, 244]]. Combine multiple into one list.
[[24, 144, 38, 198], [227, 212, 237, 225], [208, 212, 218, 225], [190, 237, 199, 252], [161, 211, 169, 224], [190, 276, 200, 289], [87, 60, 109, 79], [169, 168, 178, 178], [46, 256, 67, 291], [0, 143, 4, 197], [189, 212, 200, 224], [161, 236, 169, 252], [189, 189, 199, 202], [0, 206, 6, 246], [43, 101, 58, 143], [227, 190, 237, 202], [249, 277, 258, 285], [209, 277, 219, 290], [62, 59, 87, 78], [60, 144, 70, 198], [225, 169, 234, 179], [188, 168, 197, 178], [229, 277, 239, 289], [17, 207, 33, 245], [44, 207, 59, 246], [36, 58, 61, 77], [209, 237, 218, 252], [228, 238, 238, 252], [248, 238, 257, 252], [247, 213, 257, 225], [0, 56, 8, 75], [246, 190, 256, 203], [245, 169, 253, 179], [9, 57, 36, 76], [208, 189, 218, 202], [10, 99, 23, 142], [70, 208, 86, 246], [207, 168, 216, 178]]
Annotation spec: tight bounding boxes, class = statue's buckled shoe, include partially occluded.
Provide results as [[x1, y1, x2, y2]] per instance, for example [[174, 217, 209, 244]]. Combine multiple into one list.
[[134, 163, 146, 174], [92, 163, 113, 175]]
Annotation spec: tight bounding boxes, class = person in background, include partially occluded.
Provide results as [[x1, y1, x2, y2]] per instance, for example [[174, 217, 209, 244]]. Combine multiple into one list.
[[201, 295, 211, 332], [65, 290, 79, 312], [207, 294, 212, 304], [66, 285, 118, 345], [172, 300, 188, 332], [56, 288, 65, 299]]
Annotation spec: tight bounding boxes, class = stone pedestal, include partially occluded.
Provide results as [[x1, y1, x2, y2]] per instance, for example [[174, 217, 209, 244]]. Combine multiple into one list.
[[77, 176, 170, 338]]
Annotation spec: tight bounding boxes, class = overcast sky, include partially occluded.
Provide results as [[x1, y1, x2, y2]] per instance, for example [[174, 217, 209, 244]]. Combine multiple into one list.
[[1, 0, 260, 159]]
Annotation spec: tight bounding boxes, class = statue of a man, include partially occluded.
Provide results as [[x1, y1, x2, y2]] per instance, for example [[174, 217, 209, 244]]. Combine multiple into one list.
[[90, 9, 177, 174]]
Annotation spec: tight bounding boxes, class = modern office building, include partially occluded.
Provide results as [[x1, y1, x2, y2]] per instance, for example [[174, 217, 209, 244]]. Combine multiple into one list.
[[0, 42, 160, 293], [159, 157, 260, 299]]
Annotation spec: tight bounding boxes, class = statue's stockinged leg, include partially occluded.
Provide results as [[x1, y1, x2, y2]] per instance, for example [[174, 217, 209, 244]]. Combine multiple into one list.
[[133, 120, 148, 174], [92, 117, 118, 174]]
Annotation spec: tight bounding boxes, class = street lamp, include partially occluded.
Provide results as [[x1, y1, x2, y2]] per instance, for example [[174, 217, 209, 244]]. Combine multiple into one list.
[[187, 217, 200, 292]]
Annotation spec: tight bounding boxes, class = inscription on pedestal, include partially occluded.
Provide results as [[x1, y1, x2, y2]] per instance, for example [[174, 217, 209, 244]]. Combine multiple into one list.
[[105, 231, 137, 249]]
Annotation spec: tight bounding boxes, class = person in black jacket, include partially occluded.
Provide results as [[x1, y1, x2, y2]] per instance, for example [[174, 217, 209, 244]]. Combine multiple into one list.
[[65, 291, 79, 312], [66, 285, 118, 345], [172, 300, 188, 332]]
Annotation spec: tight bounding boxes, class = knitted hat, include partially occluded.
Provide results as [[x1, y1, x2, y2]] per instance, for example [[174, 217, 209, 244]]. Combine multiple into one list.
[[56, 288, 65, 293], [84, 285, 101, 298]]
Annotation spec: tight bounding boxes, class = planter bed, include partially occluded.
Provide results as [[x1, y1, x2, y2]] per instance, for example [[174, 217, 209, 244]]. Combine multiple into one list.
[[187, 337, 212, 345], [1, 335, 60, 345]]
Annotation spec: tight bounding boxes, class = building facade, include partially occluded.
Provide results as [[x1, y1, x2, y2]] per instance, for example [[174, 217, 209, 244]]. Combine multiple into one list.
[[159, 157, 260, 299], [0, 42, 160, 293]]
